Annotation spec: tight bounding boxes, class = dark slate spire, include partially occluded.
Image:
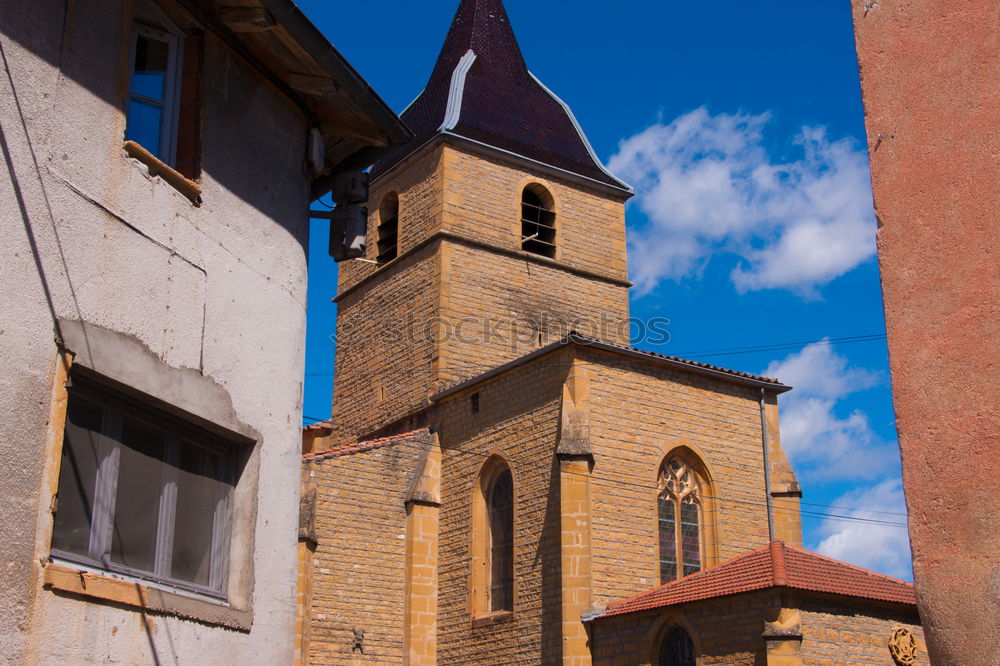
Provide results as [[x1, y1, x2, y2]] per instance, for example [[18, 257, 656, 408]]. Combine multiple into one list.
[[371, 0, 631, 193]]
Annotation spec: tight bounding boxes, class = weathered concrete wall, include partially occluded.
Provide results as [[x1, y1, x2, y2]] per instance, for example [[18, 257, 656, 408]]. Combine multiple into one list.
[[850, 2, 1000, 663], [0, 0, 309, 662]]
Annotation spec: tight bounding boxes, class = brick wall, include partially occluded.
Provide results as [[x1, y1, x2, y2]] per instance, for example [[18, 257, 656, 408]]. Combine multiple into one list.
[[434, 352, 573, 664], [591, 592, 925, 666], [582, 347, 774, 608], [439, 146, 629, 281], [797, 596, 929, 665], [303, 433, 432, 664], [330, 143, 630, 442], [590, 592, 775, 665], [439, 240, 630, 386], [330, 247, 440, 441]]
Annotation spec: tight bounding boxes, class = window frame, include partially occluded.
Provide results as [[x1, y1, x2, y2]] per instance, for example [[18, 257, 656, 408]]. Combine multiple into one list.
[[471, 455, 516, 621], [376, 192, 400, 264], [50, 375, 237, 600], [657, 455, 705, 584], [126, 20, 185, 167], [520, 185, 557, 258], [486, 467, 514, 613]]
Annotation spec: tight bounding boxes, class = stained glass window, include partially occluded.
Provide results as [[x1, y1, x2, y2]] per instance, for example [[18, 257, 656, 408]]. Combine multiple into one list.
[[658, 456, 703, 583]]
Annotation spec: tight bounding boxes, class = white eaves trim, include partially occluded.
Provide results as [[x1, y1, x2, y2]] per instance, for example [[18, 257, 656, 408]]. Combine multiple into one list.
[[440, 50, 478, 131], [528, 71, 634, 193]]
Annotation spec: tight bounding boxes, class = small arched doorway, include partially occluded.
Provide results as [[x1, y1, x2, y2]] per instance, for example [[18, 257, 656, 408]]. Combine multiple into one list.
[[657, 625, 695, 666]]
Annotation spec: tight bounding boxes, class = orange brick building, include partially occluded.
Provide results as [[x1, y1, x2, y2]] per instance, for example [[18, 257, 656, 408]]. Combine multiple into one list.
[[298, 1, 926, 664]]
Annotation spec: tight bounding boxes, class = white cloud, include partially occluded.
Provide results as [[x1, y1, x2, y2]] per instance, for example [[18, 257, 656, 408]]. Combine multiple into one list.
[[814, 478, 913, 580], [764, 342, 892, 481], [608, 108, 876, 297], [763, 341, 878, 399]]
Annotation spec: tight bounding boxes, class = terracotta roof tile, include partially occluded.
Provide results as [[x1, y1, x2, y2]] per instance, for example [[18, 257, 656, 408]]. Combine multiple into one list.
[[598, 541, 916, 619], [302, 428, 431, 463]]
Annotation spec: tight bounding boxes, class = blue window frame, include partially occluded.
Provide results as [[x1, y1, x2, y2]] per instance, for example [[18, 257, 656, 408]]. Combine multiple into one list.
[[126, 22, 182, 166]]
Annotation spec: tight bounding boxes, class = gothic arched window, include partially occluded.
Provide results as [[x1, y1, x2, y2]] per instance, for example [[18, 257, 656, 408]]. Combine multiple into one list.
[[658, 456, 703, 583], [657, 626, 696, 666], [377, 192, 399, 263], [520, 185, 556, 258], [487, 467, 514, 612]]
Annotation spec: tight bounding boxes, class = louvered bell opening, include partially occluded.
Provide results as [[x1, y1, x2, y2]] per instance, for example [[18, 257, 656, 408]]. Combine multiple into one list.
[[521, 188, 556, 258]]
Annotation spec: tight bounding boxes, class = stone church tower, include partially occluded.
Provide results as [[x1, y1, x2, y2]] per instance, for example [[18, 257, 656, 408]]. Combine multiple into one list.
[[297, 2, 927, 664], [329, 0, 633, 442]]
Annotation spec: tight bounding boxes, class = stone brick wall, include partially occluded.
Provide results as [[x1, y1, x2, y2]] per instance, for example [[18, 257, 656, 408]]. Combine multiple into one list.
[[303, 434, 432, 664], [439, 240, 630, 386], [339, 148, 445, 293], [582, 347, 775, 608], [590, 592, 775, 665], [330, 247, 440, 442], [797, 596, 929, 665], [329, 144, 631, 442], [434, 352, 573, 665], [439, 146, 629, 281], [591, 592, 926, 666]]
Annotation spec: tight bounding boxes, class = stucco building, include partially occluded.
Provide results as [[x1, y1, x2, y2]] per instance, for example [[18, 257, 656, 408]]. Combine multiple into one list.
[[850, 2, 1000, 664], [298, 1, 927, 665], [0, 0, 407, 662]]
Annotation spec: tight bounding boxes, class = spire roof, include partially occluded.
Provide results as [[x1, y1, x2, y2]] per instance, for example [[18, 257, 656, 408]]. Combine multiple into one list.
[[371, 0, 631, 194]]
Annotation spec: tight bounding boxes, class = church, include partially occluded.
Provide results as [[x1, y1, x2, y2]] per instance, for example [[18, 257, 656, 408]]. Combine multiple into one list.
[[295, 1, 926, 664]]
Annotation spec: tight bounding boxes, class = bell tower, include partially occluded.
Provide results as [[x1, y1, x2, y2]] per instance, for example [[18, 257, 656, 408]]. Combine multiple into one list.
[[329, 0, 634, 442]]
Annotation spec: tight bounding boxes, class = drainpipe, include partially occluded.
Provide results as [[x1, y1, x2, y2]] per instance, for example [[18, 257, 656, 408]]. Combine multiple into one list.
[[759, 388, 775, 541]]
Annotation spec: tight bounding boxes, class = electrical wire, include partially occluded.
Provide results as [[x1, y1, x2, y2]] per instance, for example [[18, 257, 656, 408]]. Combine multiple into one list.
[[672, 334, 887, 360], [302, 427, 908, 529], [301, 333, 888, 377]]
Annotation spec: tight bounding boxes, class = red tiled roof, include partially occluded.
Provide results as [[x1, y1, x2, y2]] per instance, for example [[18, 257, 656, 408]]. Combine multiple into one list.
[[371, 0, 630, 193], [302, 428, 430, 463], [303, 419, 335, 432], [599, 541, 916, 619]]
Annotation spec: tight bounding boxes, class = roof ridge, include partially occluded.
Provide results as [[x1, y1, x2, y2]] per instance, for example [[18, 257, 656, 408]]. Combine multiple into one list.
[[770, 540, 788, 587], [431, 333, 790, 403]]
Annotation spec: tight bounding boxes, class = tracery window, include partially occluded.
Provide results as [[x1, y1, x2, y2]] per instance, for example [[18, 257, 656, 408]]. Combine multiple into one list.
[[657, 626, 696, 666], [658, 456, 703, 583]]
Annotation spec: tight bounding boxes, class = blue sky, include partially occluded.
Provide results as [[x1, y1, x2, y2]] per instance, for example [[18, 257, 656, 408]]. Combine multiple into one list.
[[299, 1, 911, 579]]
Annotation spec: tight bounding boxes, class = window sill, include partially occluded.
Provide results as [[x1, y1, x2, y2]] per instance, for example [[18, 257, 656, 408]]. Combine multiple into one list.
[[43, 562, 251, 631], [123, 141, 202, 205], [472, 610, 514, 629]]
